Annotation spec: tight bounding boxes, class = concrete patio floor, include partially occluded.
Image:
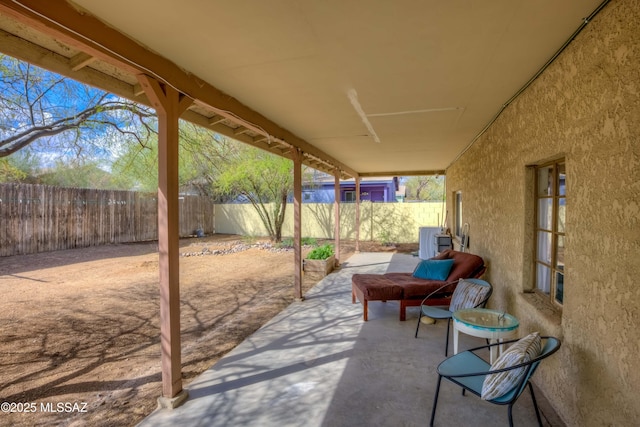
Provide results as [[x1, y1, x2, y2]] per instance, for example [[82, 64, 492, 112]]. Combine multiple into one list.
[[140, 252, 564, 427]]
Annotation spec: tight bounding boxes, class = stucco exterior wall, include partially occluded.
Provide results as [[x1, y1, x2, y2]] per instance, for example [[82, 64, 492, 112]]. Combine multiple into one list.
[[445, 1, 639, 425], [215, 202, 445, 243]]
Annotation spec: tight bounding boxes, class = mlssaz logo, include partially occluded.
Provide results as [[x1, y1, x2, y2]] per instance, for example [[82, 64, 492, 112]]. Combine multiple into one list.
[[40, 402, 89, 413]]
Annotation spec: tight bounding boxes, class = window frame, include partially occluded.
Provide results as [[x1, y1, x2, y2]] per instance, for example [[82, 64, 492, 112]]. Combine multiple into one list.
[[533, 159, 565, 307], [344, 190, 356, 203], [454, 191, 463, 238]]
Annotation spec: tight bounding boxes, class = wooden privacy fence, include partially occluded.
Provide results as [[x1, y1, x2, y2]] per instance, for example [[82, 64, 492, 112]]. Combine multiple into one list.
[[0, 184, 215, 257]]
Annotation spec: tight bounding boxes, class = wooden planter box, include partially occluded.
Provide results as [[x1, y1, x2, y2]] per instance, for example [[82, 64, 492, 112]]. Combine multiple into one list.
[[303, 255, 336, 277]]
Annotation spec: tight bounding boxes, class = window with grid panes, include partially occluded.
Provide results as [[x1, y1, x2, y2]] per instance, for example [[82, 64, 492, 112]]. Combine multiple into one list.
[[534, 160, 565, 306], [344, 190, 356, 203]]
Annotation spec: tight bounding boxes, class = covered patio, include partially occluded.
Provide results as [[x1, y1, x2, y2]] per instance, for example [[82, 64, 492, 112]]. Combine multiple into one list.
[[140, 252, 562, 427], [0, 0, 637, 426]]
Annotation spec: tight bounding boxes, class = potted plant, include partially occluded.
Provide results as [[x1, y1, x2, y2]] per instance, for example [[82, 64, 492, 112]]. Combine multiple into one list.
[[303, 244, 336, 277]]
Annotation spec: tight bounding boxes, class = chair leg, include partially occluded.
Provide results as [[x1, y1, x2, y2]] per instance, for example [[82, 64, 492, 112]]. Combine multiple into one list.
[[508, 404, 514, 427], [528, 381, 543, 427], [430, 375, 442, 427], [445, 318, 451, 356], [415, 310, 422, 338]]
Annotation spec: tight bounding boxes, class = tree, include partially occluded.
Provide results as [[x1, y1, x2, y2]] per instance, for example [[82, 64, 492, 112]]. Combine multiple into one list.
[[215, 144, 293, 242], [109, 136, 159, 191], [0, 157, 27, 182], [110, 121, 235, 194], [113, 122, 298, 242], [176, 122, 238, 197], [0, 54, 155, 159], [403, 175, 445, 201], [37, 159, 118, 189], [0, 54, 299, 243], [114, 121, 299, 244]]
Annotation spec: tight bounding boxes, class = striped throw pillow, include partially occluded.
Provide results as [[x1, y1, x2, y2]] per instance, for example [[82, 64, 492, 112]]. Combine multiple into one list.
[[448, 279, 491, 312], [481, 332, 542, 400]]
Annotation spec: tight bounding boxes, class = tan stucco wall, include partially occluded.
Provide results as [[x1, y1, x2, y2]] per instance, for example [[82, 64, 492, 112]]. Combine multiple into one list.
[[215, 201, 445, 243], [445, 1, 639, 425]]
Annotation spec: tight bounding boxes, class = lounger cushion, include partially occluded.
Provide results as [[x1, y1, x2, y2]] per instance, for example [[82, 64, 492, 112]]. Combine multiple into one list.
[[438, 250, 485, 281], [366, 250, 485, 299], [351, 274, 404, 301], [351, 250, 486, 321], [381, 273, 454, 299]]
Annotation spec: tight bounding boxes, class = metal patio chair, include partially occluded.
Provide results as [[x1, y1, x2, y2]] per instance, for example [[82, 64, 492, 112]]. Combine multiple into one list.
[[430, 336, 561, 427], [415, 278, 492, 355]]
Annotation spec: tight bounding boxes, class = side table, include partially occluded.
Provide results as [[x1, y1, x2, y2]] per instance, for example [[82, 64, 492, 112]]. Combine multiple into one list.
[[452, 308, 519, 363]]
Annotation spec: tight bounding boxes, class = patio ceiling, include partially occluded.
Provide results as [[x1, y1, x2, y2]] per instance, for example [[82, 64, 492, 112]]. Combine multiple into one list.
[[0, 0, 604, 177]]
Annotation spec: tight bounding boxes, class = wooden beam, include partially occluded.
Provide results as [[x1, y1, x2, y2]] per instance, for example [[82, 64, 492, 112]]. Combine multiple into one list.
[[0, 0, 359, 179], [355, 177, 361, 252], [68, 51, 96, 71], [234, 126, 251, 136], [292, 148, 303, 301], [358, 170, 446, 177], [252, 135, 269, 144], [334, 169, 341, 265], [208, 114, 226, 126], [0, 8, 355, 179], [172, 105, 336, 178], [137, 74, 192, 401], [0, 28, 142, 102], [133, 83, 145, 97], [184, 109, 305, 165], [0, 16, 350, 180]]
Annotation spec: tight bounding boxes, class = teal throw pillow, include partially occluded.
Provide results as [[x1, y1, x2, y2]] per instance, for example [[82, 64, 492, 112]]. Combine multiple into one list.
[[412, 259, 454, 281]]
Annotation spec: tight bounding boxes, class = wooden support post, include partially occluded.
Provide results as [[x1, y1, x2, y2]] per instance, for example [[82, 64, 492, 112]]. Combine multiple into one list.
[[334, 169, 341, 265], [292, 148, 303, 301], [136, 74, 192, 403], [355, 176, 361, 252]]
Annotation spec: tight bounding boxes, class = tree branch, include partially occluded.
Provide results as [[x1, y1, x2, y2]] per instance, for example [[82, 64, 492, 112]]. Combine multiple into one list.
[[0, 100, 154, 157]]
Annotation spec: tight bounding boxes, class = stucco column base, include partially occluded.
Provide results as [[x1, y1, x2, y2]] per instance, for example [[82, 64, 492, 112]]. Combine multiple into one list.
[[157, 390, 188, 410]]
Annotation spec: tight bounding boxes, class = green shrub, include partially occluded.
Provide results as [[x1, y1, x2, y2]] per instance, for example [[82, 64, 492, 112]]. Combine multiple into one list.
[[306, 244, 334, 260], [302, 237, 318, 246], [277, 237, 294, 248], [277, 237, 318, 248]]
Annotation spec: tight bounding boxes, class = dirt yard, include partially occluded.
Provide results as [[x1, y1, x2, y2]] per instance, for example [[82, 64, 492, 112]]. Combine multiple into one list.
[[0, 234, 417, 427]]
